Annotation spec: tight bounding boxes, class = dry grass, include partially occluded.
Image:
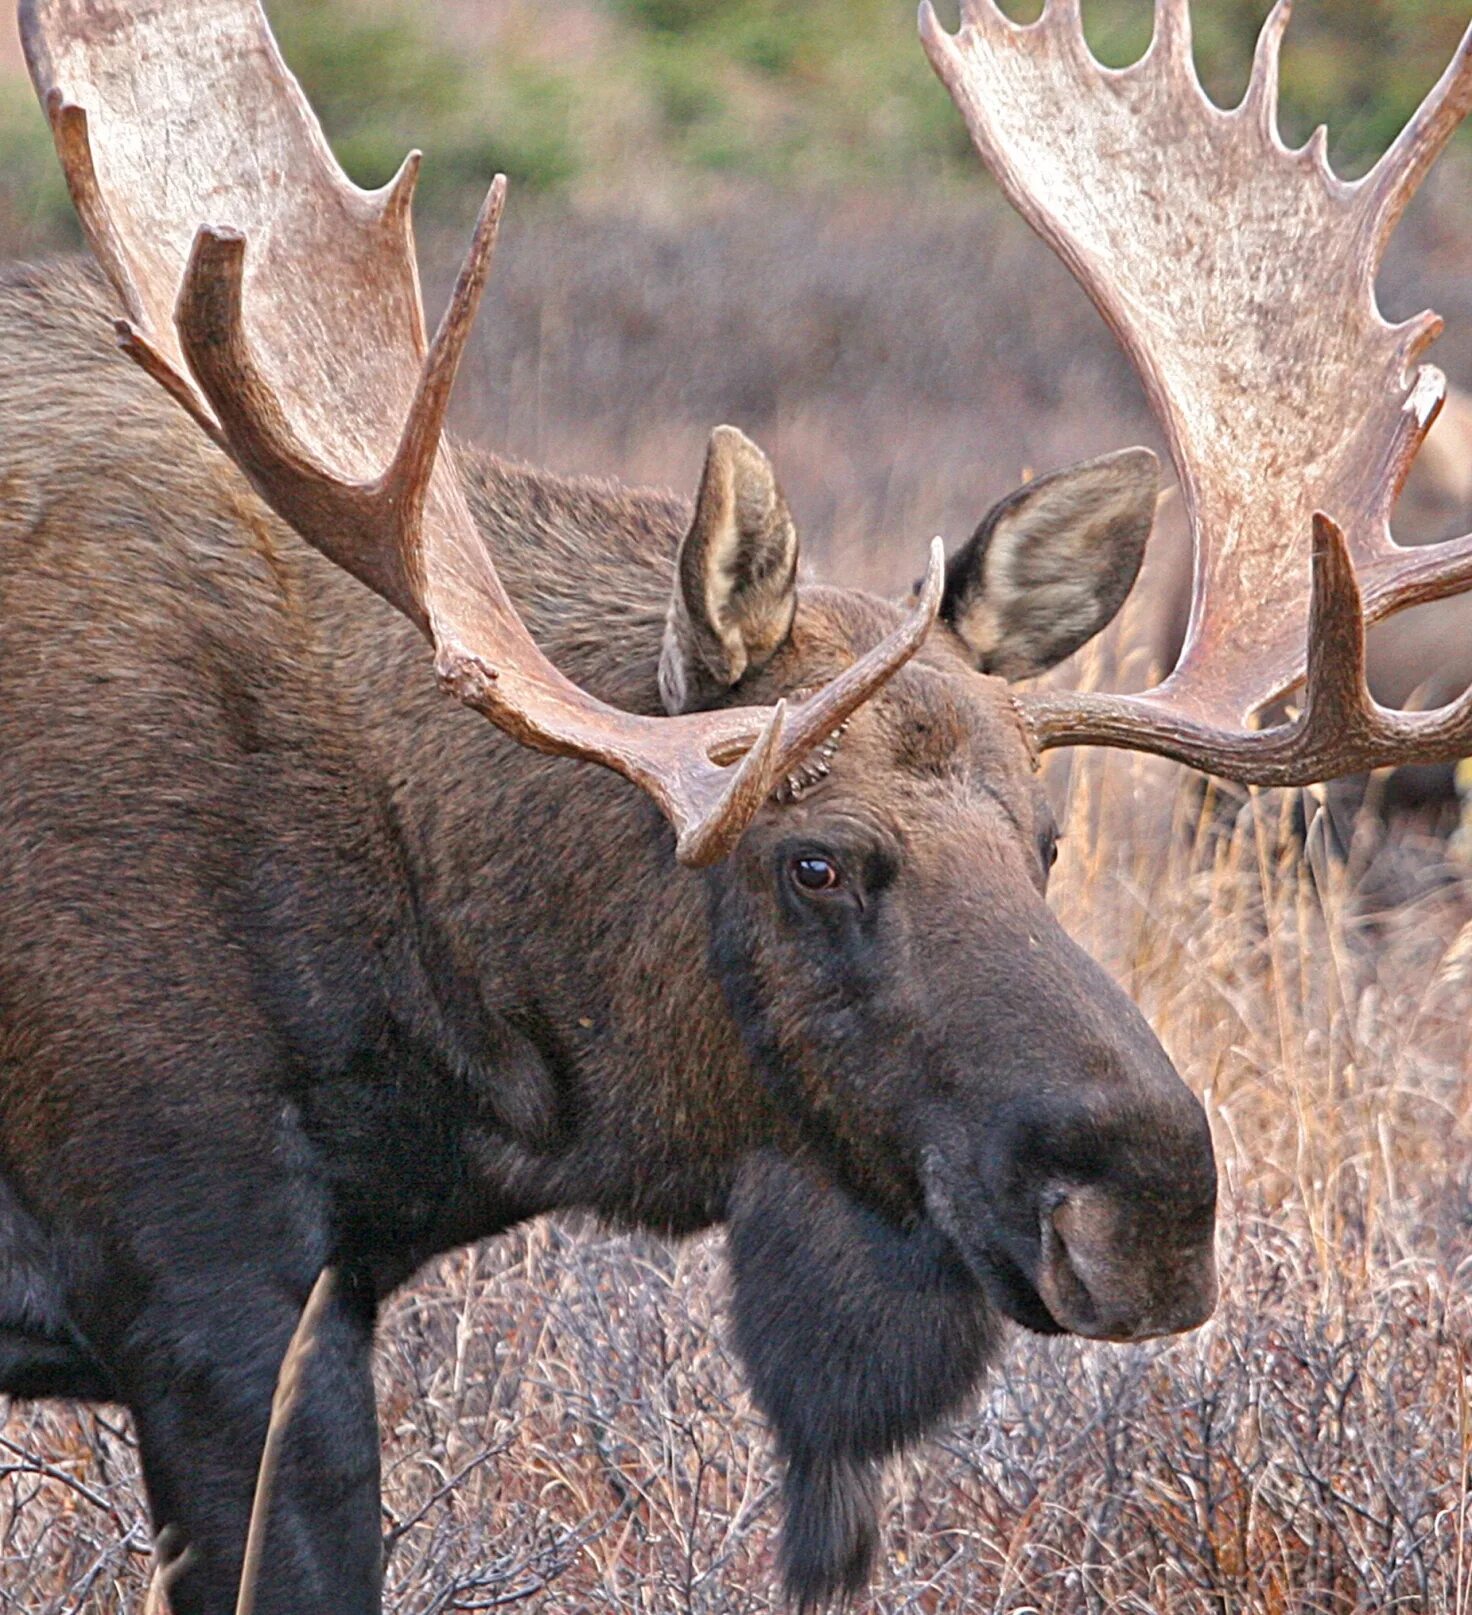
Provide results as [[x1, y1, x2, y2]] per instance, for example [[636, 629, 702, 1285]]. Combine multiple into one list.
[[3, 189, 1472, 1611]]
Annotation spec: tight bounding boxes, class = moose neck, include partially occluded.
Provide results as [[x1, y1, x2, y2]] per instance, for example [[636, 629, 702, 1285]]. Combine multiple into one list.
[[346, 445, 784, 1237]]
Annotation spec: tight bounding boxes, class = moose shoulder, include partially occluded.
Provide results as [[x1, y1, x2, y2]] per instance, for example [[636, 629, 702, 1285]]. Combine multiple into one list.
[[0, 256, 1213, 1612]]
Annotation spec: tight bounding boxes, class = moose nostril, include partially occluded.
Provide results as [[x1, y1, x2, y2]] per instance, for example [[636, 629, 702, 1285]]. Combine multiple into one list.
[[1035, 1196, 1110, 1334], [1033, 1185, 1215, 1341]]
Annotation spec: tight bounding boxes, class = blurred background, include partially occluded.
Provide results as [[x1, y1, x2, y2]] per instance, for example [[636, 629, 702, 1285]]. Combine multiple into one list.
[[5, 4, 1472, 1612], [5, 0, 1471, 233]]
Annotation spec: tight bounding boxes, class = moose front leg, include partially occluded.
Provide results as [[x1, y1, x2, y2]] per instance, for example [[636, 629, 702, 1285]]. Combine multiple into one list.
[[118, 1269, 384, 1615], [726, 1151, 1002, 1610]]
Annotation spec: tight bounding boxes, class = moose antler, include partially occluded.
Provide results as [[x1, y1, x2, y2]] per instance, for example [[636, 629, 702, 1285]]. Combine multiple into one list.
[[923, 0, 1472, 784], [23, 0, 943, 866]]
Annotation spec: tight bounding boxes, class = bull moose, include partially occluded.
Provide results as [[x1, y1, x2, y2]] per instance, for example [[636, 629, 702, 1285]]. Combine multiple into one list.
[[2, 0, 1471, 1609]]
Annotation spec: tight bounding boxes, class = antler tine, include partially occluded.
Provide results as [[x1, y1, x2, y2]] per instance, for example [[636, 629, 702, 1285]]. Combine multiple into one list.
[[1151, 0, 1194, 75], [923, 0, 1472, 790], [385, 177, 507, 526], [1356, 19, 1472, 265], [171, 222, 426, 625], [1239, 515, 1472, 782], [375, 152, 424, 275], [1016, 515, 1472, 785], [766, 537, 947, 782], [42, 92, 224, 447], [675, 703, 789, 867], [171, 174, 509, 628], [44, 95, 142, 328], [1299, 515, 1376, 743], [1241, 0, 1292, 139], [26, 0, 942, 867]]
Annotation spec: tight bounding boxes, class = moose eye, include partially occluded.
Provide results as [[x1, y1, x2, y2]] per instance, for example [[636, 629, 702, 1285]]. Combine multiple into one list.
[[790, 854, 842, 894], [1038, 824, 1061, 877]]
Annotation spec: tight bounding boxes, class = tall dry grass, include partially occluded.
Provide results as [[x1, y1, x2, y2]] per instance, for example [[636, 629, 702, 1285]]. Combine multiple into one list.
[[3, 191, 1472, 1611]]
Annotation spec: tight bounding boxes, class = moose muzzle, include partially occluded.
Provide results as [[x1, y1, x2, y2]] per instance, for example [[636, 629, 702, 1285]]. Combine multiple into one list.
[[924, 1085, 1218, 1345], [920, 920, 1218, 1346]]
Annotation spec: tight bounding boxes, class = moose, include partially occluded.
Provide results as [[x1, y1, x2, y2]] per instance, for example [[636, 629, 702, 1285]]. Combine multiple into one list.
[[2, 0, 1470, 1609]]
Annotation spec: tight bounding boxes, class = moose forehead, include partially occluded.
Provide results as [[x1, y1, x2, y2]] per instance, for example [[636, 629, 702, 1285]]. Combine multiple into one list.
[[760, 585, 1043, 815]]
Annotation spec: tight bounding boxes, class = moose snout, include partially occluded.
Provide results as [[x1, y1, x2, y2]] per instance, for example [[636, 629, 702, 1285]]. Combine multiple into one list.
[[922, 1075, 1219, 1343], [1034, 1182, 1218, 1341], [920, 911, 1219, 1344], [1019, 1045, 1219, 1341]]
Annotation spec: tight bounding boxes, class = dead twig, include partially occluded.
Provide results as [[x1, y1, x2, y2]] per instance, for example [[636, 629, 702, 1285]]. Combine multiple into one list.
[[234, 1267, 337, 1615]]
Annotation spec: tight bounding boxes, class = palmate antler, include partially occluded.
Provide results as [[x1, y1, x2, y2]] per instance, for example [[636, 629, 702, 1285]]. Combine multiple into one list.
[[22, 0, 943, 867], [923, 0, 1472, 784]]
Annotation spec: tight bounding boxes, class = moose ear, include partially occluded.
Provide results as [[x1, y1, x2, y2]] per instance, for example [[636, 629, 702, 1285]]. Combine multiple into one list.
[[659, 425, 800, 714], [942, 447, 1159, 680]]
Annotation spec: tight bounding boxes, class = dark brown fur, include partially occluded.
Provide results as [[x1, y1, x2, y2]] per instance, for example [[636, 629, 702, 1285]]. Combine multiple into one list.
[[0, 258, 1215, 1613]]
